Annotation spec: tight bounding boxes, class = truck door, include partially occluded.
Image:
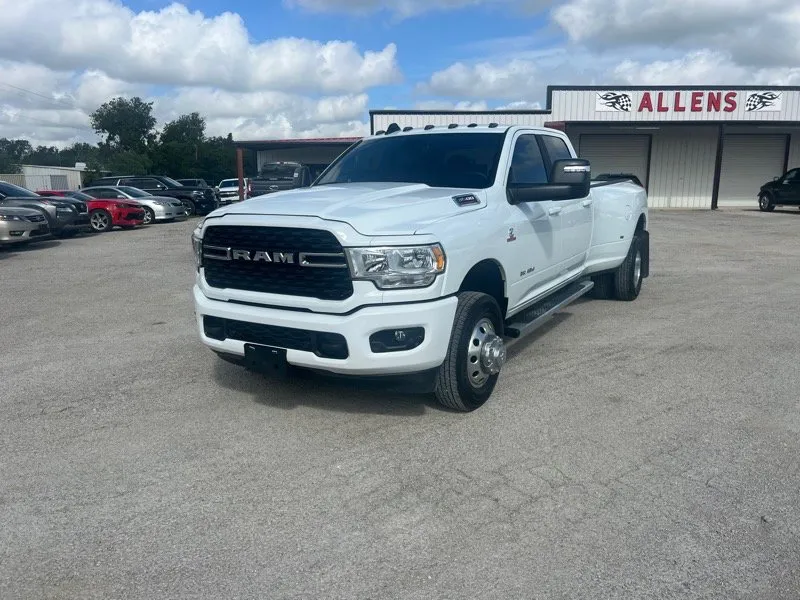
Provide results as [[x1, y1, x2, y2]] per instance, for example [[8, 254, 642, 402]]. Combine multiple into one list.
[[539, 133, 593, 272], [502, 133, 563, 313]]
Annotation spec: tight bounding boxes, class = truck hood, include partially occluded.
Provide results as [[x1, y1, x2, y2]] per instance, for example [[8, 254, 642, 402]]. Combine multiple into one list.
[[211, 182, 485, 235]]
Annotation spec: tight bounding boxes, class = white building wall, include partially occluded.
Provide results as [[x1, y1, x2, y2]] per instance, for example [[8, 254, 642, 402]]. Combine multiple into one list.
[[20, 165, 83, 190], [372, 112, 548, 133], [566, 126, 719, 209], [788, 134, 800, 170], [648, 127, 718, 209]]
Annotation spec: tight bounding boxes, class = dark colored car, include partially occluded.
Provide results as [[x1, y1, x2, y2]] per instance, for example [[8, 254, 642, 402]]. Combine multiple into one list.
[[247, 162, 313, 198], [0, 181, 91, 237], [87, 175, 218, 216], [758, 167, 800, 211], [38, 190, 145, 232], [178, 178, 221, 203]]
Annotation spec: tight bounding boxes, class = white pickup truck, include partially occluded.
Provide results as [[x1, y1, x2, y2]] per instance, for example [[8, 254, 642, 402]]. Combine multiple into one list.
[[191, 123, 649, 411]]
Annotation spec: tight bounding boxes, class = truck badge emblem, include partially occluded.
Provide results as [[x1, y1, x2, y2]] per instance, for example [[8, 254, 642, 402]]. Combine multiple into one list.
[[507, 228, 516, 242]]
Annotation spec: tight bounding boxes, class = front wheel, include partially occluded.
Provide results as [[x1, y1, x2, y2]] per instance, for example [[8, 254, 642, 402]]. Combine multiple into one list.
[[142, 207, 155, 225], [612, 232, 644, 301], [89, 209, 113, 232], [434, 292, 506, 412], [182, 200, 196, 217], [758, 193, 775, 212]]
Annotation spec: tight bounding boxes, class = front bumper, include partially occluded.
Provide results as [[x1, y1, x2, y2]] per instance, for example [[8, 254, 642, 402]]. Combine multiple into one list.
[[193, 285, 458, 376], [0, 221, 51, 244], [153, 204, 188, 221], [114, 209, 145, 226]]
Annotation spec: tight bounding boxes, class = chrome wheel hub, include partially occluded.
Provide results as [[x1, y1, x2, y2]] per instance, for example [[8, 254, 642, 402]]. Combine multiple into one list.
[[91, 213, 108, 230], [466, 318, 506, 388], [634, 250, 642, 286]]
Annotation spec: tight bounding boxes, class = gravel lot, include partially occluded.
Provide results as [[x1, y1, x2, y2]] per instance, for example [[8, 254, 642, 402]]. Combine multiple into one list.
[[2, 208, 799, 599]]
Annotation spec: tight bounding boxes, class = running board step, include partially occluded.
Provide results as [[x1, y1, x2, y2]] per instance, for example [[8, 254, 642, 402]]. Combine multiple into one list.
[[504, 280, 594, 340]]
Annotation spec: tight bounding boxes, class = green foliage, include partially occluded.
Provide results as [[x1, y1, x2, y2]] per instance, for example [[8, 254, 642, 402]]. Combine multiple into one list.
[[90, 96, 157, 152]]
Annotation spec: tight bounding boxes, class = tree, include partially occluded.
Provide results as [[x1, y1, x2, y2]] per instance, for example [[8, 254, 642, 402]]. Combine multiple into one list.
[[90, 96, 157, 153], [0, 138, 32, 172], [160, 112, 206, 146]]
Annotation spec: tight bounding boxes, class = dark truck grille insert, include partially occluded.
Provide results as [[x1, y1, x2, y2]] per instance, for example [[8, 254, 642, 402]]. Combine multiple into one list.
[[203, 316, 348, 359], [202, 225, 353, 300]]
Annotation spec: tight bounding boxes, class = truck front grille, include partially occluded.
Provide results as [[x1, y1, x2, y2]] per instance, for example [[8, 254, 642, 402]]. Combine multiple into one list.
[[202, 225, 354, 301]]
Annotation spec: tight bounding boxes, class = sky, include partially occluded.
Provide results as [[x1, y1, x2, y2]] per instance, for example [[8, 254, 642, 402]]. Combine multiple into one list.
[[0, 0, 799, 148]]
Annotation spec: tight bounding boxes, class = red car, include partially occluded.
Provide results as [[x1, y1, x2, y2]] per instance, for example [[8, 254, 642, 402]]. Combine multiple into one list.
[[37, 190, 145, 232]]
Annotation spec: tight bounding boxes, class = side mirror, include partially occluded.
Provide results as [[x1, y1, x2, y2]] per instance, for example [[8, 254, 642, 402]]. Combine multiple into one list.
[[507, 159, 591, 204]]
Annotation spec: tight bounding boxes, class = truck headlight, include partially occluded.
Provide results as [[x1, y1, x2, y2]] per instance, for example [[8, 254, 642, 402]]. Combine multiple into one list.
[[0, 214, 24, 221], [191, 230, 203, 269], [346, 244, 446, 289]]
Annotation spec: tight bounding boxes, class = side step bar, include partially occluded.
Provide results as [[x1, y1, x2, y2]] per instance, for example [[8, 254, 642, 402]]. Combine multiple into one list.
[[504, 279, 594, 343]]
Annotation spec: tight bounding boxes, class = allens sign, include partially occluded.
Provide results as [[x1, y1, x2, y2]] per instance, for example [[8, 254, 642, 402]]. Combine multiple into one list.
[[595, 90, 783, 114]]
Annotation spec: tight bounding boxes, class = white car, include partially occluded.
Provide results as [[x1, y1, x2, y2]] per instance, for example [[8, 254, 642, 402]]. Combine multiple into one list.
[[217, 178, 245, 204], [191, 124, 649, 411], [82, 186, 188, 224]]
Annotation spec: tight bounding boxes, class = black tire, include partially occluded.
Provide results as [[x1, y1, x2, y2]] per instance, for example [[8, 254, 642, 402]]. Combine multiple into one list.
[[612, 233, 644, 301], [182, 200, 196, 217], [142, 207, 155, 225], [758, 193, 775, 212], [434, 292, 505, 412], [89, 209, 113, 233]]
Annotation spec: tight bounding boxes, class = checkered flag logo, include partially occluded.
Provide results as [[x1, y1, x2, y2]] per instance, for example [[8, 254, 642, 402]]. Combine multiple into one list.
[[597, 92, 632, 112], [745, 92, 781, 111]]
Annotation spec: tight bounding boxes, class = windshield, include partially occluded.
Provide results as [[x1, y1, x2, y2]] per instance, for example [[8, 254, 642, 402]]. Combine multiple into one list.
[[160, 176, 184, 187], [257, 165, 296, 181], [315, 132, 506, 189], [116, 186, 151, 198], [219, 179, 238, 187], [0, 181, 40, 198], [67, 191, 93, 201]]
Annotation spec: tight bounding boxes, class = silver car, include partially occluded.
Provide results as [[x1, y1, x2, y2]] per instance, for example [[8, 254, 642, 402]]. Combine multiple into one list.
[[81, 186, 188, 224], [0, 206, 51, 245]]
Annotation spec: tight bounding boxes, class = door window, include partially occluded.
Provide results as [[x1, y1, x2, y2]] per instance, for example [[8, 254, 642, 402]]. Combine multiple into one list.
[[783, 169, 799, 182], [508, 135, 548, 185]]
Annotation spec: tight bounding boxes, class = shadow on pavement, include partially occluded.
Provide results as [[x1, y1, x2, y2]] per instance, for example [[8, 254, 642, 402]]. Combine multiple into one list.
[[212, 358, 443, 416]]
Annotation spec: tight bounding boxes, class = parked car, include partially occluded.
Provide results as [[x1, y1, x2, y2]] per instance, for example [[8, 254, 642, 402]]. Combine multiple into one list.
[[758, 167, 800, 211], [247, 162, 313, 198], [0, 181, 90, 238], [87, 175, 218, 216], [0, 205, 51, 246], [81, 186, 187, 224], [216, 178, 246, 204], [177, 178, 222, 204], [38, 190, 146, 232], [190, 124, 649, 412]]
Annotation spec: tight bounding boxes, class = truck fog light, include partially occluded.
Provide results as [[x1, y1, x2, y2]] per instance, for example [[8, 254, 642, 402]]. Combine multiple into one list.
[[203, 315, 226, 341], [369, 327, 425, 353]]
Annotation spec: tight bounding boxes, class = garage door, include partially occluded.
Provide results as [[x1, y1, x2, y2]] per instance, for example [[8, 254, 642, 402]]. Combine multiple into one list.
[[718, 135, 787, 207], [578, 134, 650, 188]]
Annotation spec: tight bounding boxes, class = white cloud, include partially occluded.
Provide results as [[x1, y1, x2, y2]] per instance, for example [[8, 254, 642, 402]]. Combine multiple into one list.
[[414, 100, 490, 110], [288, 0, 506, 18], [552, 0, 800, 68], [0, 0, 401, 94], [419, 59, 542, 100], [0, 0, 400, 147]]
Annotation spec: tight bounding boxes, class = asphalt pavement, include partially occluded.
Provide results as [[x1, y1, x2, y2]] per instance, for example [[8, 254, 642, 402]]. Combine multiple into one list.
[[1, 208, 799, 599]]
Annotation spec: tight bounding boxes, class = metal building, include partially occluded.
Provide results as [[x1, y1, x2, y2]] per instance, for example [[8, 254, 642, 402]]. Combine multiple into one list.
[[370, 86, 800, 209]]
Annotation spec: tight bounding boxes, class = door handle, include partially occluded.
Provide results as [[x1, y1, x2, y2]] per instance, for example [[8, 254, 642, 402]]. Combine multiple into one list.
[[581, 199, 593, 207], [548, 206, 562, 216]]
